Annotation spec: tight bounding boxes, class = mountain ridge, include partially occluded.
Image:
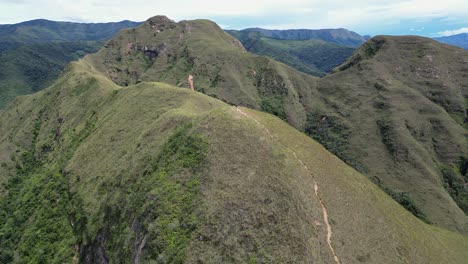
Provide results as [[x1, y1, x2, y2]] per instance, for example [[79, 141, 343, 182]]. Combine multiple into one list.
[[84, 16, 468, 233]]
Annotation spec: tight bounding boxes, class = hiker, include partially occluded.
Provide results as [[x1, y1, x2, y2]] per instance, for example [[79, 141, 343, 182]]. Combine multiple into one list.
[[188, 74, 194, 92]]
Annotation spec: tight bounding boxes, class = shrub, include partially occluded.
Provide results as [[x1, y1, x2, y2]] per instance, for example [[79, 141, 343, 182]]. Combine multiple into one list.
[[440, 163, 468, 214], [305, 111, 364, 171], [373, 179, 432, 224], [259, 96, 287, 121]]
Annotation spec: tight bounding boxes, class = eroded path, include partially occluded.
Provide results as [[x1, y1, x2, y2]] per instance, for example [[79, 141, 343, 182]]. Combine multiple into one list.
[[235, 107, 341, 264]]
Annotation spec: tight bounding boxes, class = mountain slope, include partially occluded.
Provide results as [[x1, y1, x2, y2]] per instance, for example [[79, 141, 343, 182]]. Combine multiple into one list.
[[229, 28, 367, 47], [226, 31, 355, 77], [85, 16, 468, 234], [0, 41, 102, 108], [0, 19, 141, 109], [322, 36, 468, 231], [0, 59, 467, 263], [434, 33, 468, 49]]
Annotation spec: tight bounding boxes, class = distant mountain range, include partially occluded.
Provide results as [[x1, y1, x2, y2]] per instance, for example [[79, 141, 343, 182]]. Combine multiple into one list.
[[228, 28, 368, 47], [434, 33, 468, 49], [0, 19, 141, 44]]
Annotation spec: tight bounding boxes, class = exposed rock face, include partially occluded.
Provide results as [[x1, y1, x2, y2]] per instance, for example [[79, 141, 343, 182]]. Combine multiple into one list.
[[147, 15, 177, 31]]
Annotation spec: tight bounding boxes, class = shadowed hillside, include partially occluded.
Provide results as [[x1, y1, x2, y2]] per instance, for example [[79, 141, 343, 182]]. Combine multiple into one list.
[[0, 19, 141, 109], [226, 30, 355, 77], [0, 59, 467, 263], [85, 16, 468, 234]]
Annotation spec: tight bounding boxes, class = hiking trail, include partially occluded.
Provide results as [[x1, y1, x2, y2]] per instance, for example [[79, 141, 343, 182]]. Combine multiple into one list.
[[235, 106, 341, 264]]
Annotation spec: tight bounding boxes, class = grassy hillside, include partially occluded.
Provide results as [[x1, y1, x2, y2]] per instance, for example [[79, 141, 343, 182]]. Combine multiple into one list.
[[227, 31, 355, 77], [322, 36, 468, 232], [86, 16, 468, 234], [0, 19, 141, 109], [0, 59, 467, 263]]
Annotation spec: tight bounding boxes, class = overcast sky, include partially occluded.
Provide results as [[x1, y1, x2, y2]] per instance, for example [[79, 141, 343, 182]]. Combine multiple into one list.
[[1, 0, 467, 37]]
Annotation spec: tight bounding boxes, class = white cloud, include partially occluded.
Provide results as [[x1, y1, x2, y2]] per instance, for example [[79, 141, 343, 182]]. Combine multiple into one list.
[[0, 0, 313, 23], [437, 27, 468, 36], [410, 27, 424, 32], [0, 0, 467, 35]]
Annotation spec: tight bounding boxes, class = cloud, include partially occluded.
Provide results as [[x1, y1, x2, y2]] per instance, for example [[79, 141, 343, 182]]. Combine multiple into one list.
[[437, 27, 468, 36], [410, 27, 424, 32], [0, 0, 467, 36]]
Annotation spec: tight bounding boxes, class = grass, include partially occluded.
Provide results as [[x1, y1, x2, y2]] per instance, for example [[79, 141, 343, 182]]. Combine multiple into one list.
[[0, 61, 467, 262]]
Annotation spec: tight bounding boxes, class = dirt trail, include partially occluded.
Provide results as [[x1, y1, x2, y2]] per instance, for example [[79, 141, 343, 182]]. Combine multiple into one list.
[[235, 107, 341, 264]]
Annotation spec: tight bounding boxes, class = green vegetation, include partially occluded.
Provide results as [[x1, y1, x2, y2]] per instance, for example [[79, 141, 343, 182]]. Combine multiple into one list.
[[391, 192, 432, 224], [0, 112, 97, 263], [0, 60, 467, 263], [228, 31, 355, 76], [440, 163, 468, 214], [0, 19, 141, 44], [376, 119, 399, 157], [0, 41, 102, 108], [259, 96, 287, 120], [304, 111, 363, 171], [0, 19, 140, 108], [373, 179, 432, 224], [227, 28, 367, 47], [82, 123, 208, 263]]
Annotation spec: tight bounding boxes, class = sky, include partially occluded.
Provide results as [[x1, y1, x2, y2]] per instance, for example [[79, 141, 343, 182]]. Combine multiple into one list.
[[0, 0, 467, 37]]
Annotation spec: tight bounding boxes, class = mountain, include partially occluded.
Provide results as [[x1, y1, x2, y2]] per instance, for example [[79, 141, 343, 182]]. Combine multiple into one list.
[[0, 19, 141, 109], [325, 36, 468, 231], [230, 28, 367, 47], [226, 31, 355, 77], [85, 16, 468, 234], [1, 52, 467, 263], [434, 33, 468, 49], [0, 19, 141, 44]]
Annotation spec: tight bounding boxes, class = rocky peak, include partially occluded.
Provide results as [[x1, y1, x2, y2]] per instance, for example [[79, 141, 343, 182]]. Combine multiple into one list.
[[145, 15, 176, 31]]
